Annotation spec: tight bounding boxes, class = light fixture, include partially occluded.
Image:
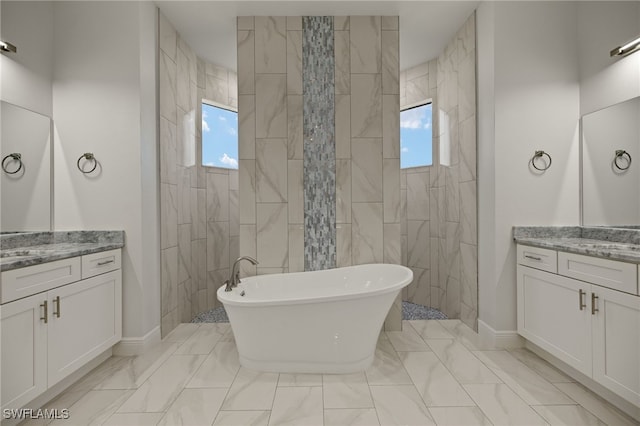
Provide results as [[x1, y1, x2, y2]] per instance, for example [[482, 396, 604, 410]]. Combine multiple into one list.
[[610, 35, 640, 57], [0, 40, 17, 53]]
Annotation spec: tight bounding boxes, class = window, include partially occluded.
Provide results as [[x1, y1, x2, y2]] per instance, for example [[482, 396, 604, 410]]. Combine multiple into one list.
[[400, 103, 432, 168], [201, 102, 238, 169]]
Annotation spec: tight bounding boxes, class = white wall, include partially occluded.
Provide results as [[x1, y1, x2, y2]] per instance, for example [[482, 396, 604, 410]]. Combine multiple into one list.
[[477, 1, 581, 332], [52, 1, 159, 341], [0, 1, 53, 116]]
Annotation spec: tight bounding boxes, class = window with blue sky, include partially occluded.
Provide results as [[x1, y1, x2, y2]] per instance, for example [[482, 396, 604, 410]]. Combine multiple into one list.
[[202, 103, 238, 169], [400, 103, 433, 168]]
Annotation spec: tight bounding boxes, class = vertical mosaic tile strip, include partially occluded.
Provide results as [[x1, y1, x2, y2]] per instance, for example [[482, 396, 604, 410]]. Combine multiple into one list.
[[302, 16, 336, 271]]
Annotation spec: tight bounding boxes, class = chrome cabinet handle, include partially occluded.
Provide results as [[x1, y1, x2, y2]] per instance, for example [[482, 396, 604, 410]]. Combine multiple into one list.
[[53, 296, 61, 318], [40, 300, 48, 323], [579, 289, 586, 311], [591, 293, 599, 315], [524, 255, 542, 261], [97, 259, 114, 266]]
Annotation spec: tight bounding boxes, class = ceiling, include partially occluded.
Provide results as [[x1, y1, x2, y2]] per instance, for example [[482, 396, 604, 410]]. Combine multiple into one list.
[[155, 1, 479, 72]]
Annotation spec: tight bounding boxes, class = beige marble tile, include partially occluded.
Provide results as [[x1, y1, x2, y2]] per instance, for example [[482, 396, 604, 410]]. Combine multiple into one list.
[[426, 339, 501, 384], [238, 95, 255, 160], [460, 243, 477, 311], [286, 16, 301, 30], [256, 138, 287, 203], [177, 167, 191, 226], [49, 390, 133, 426], [288, 224, 304, 273], [459, 116, 477, 183], [337, 223, 353, 268], [207, 221, 230, 271], [383, 158, 400, 223], [206, 63, 229, 80], [214, 410, 270, 426], [507, 348, 575, 384], [398, 351, 475, 407], [159, 12, 177, 60], [464, 383, 548, 426], [324, 409, 380, 426], [351, 74, 382, 138], [237, 30, 255, 95], [257, 203, 288, 268], [428, 407, 491, 426], [334, 16, 350, 31], [278, 373, 322, 387], [287, 95, 303, 160], [335, 94, 351, 159], [407, 320, 453, 340], [103, 412, 164, 426], [335, 30, 351, 95], [256, 74, 287, 138], [237, 16, 254, 31], [175, 323, 227, 355], [370, 385, 436, 426], [407, 267, 430, 307], [351, 202, 383, 265], [336, 159, 352, 223], [383, 95, 400, 159], [161, 183, 178, 249], [255, 16, 286, 74], [460, 181, 477, 245], [405, 76, 430, 106], [386, 325, 430, 352], [287, 160, 303, 224], [239, 159, 256, 224], [286, 30, 302, 95], [187, 341, 240, 388], [230, 191, 239, 237], [407, 220, 429, 269], [383, 223, 401, 264], [406, 172, 429, 221], [381, 16, 398, 30], [381, 31, 399, 95], [350, 16, 381, 74], [165, 324, 201, 343], [351, 138, 383, 202], [160, 117, 177, 185], [533, 405, 606, 426], [158, 388, 227, 426], [176, 48, 191, 112], [239, 225, 257, 277], [366, 339, 412, 386], [268, 386, 323, 426], [160, 51, 177, 124], [384, 294, 403, 331], [323, 372, 373, 409], [554, 382, 639, 426], [207, 172, 230, 222], [458, 52, 476, 123], [221, 367, 279, 410], [161, 247, 178, 316]]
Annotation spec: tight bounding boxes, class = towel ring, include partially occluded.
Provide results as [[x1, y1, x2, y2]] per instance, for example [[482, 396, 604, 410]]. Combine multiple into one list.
[[77, 153, 97, 174], [614, 150, 632, 171], [2, 153, 23, 174], [531, 150, 552, 171]]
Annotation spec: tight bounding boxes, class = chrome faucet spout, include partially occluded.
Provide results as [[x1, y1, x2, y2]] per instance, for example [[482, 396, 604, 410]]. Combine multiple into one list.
[[225, 256, 259, 291]]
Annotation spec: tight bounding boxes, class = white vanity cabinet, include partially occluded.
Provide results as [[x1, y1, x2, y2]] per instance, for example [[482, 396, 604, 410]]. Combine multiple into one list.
[[1, 249, 122, 412], [517, 245, 640, 408]]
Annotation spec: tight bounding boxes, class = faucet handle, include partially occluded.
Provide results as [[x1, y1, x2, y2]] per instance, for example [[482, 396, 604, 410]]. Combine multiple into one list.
[[224, 279, 232, 292], [235, 270, 241, 285]]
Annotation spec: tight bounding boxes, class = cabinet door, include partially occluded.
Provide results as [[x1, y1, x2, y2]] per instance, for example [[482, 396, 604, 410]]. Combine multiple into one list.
[[517, 265, 592, 376], [592, 286, 640, 407], [1, 294, 47, 410], [47, 270, 122, 387]]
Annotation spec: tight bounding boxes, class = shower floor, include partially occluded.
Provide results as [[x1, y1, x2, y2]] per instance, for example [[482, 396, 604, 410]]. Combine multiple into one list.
[[191, 301, 447, 323]]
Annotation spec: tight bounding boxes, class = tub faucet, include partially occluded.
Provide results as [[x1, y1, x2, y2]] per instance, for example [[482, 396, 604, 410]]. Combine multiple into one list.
[[225, 256, 259, 292]]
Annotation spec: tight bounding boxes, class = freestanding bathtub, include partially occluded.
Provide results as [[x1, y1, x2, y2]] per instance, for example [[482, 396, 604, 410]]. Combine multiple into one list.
[[217, 264, 412, 374]]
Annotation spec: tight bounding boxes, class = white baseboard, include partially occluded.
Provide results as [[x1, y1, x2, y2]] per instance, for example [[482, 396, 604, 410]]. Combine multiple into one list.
[[478, 319, 524, 349], [113, 326, 161, 356]]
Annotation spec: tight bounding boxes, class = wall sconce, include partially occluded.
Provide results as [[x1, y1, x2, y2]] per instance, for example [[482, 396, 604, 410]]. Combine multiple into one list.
[[0, 40, 17, 53], [610, 35, 640, 57]]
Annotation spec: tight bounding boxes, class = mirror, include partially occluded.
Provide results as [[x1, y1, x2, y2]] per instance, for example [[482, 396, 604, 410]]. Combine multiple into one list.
[[1, 101, 52, 232]]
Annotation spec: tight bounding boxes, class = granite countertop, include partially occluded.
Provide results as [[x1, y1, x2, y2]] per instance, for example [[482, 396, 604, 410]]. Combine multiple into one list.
[[0, 231, 124, 272], [513, 226, 640, 263]]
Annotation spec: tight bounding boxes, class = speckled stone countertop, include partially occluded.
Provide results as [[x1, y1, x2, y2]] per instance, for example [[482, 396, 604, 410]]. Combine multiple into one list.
[[513, 226, 640, 263], [0, 231, 124, 271]]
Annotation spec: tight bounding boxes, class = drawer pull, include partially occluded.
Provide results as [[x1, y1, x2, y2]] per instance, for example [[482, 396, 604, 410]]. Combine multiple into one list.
[[40, 300, 48, 324], [524, 255, 543, 261], [97, 259, 114, 266], [53, 295, 61, 318], [591, 293, 599, 315], [579, 289, 586, 311]]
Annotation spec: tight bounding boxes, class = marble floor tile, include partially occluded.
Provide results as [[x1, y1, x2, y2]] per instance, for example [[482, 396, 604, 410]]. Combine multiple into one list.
[[365, 339, 413, 385], [407, 320, 454, 340], [174, 323, 226, 355], [102, 412, 164, 426], [426, 339, 501, 384], [50, 390, 134, 426], [532, 405, 607, 426], [385, 325, 431, 352], [554, 382, 640, 426], [164, 323, 201, 343], [398, 351, 475, 407], [508, 348, 575, 383], [221, 367, 279, 410], [474, 350, 575, 405], [463, 383, 548, 426], [213, 410, 271, 426], [323, 372, 374, 409], [186, 341, 240, 388], [324, 409, 380, 426], [268, 386, 323, 426], [157, 388, 227, 426], [427, 407, 492, 426], [278, 373, 322, 387], [370, 385, 436, 426], [117, 355, 205, 413], [438, 319, 493, 351]]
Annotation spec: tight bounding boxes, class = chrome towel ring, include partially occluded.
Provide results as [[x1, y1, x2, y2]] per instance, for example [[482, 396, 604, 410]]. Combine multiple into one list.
[[2, 153, 23, 174], [614, 150, 632, 171], [77, 153, 97, 174], [531, 150, 552, 171]]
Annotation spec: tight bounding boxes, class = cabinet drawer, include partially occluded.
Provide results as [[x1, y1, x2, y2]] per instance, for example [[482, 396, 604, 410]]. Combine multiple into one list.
[[517, 245, 557, 273], [1, 257, 81, 304], [558, 252, 637, 295], [81, 249, 121, 279]]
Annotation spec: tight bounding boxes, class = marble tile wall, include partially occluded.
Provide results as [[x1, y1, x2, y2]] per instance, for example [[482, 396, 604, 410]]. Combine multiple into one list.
[[238, 16, 402, 330], [399, 13, 477, 331], [160, 13, 239, 337]]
